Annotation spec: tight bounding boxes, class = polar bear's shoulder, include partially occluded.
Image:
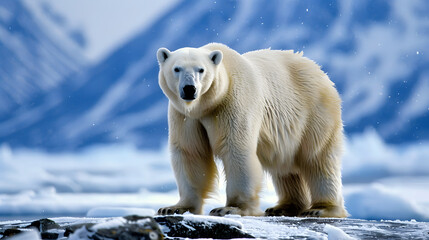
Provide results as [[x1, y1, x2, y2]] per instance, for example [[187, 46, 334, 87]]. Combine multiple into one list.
[[202, 42, 231, 52], [243, 48, 303, 59]]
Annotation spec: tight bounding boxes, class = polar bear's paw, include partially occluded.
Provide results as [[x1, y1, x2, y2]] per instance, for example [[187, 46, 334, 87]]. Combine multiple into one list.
[[264, 204, 302, 217], [300, 209, 323, 217], [210, 206, 263, 216], [158, 206, 194, 215], [209, 207, 243, 216], [299, 206, 348, 218]]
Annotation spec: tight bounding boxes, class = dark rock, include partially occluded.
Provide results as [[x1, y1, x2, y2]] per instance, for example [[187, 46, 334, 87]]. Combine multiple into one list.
[[26, 218, 60, 232], [1, 228, 22, 239], [41, 232, 59, 239], [154, 216, 254, 239], [64, 223, 95, 237], [89, 215, 164, 240], [123, 215, 149, 222]]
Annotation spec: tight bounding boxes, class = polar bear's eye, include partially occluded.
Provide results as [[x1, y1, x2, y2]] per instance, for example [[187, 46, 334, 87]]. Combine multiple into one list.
[[198, 68, 204, 73], [174, 67, 180, 73]]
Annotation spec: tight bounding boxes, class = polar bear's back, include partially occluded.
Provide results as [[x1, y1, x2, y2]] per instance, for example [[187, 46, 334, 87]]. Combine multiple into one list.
[[202, 44, 342, 166], [204, 44, 336, 101], [243, 48, 334, 92], [243, 48, 342, 170]]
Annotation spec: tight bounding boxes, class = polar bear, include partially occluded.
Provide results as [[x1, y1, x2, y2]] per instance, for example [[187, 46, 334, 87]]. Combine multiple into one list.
[[156, 43, 348, 218]]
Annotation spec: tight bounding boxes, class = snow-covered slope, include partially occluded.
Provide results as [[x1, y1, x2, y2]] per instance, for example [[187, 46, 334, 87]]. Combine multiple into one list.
[[0, 0, 88, 150], [0, 0, 428, 150], [0, 0, 86, 115], [28, 0, 179, 62]]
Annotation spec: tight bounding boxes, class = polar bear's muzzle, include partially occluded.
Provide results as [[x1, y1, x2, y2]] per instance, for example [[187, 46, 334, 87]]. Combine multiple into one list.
[[179, 72, 198, 101], [181, 85, 197, 101]]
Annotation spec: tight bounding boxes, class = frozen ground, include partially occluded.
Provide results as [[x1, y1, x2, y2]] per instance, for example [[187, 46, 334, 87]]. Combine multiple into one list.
[[1, 209, 429, 239], [0, 130, 429, 223]]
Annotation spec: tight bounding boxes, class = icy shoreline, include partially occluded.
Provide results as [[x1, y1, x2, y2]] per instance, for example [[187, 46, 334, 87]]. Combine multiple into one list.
[[1, 213, 429, 240]]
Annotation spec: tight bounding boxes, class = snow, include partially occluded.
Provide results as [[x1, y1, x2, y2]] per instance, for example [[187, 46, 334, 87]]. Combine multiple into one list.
[[345, 183, 429, 221], [323, 0, 429, 126], [0, 143, 174, 194], [342, 128, 429, 182], [179, 214, 243, 229], [62, 56, 166, 140], [1, 130, 428, 223], [2, 214, 428, 239], [23, 0, 179, 62], [7, 229, 41, 240], [20, 0, 85, 65], [4, 0, 427, 150], [237, 217, 327, 239], [89, 217, 126, 231], [67, 227, 88, 240], [324, 224, 355, 240], [86, 207, 155, 218]]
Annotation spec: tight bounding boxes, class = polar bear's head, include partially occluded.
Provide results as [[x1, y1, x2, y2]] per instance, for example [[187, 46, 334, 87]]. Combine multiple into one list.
[[157, 47, 223, 103]]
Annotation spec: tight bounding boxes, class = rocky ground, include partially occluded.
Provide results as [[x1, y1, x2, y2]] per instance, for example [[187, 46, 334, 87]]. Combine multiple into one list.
[[1, 214, 429, 239]]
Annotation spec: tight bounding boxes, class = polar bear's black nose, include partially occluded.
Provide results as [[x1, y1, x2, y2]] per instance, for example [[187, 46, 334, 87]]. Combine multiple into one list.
[[182, 85, 196, 100]]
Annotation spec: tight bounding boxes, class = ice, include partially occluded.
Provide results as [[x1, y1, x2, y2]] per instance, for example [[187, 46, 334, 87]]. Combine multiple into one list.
[[324, 224, 355, 240], [86, 207, 155, 218], [0, 143, 174, 194], [0, 191, 175, 217], [179, 214, 243, 229], [237, 217, 327, 239], [342, 129, 429, 183], [90, 217, 126, 231], [7, 229, 41, 240], [1, 130, 429, 222], [345, 183, 429, 221]]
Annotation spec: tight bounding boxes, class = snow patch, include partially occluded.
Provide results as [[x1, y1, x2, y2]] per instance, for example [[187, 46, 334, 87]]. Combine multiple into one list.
[[86, 207, 155, 218], [324, 224, 355, 240], [6, 229, 41, 240], [180, 214, 243, 229], [238, 217, 326, 239], [345, 183, 429, 221], [90, 217, 126, 231], [342, 129, 429, 183], [67, 226, 88, 240]]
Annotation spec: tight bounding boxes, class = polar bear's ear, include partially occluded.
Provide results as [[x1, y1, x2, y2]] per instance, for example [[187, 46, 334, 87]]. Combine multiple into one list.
[[157, 48, 171, 63], [209, 50, 223, 65]]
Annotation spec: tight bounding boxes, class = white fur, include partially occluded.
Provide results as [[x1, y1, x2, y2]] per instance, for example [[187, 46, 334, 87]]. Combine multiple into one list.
[[157, 43, 348, 217]]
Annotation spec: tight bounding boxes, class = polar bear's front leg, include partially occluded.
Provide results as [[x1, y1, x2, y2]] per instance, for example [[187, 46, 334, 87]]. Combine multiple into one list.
[[158, 143, 217, 215], [158, 108, 217, 215], [210, 149, 264, 216], [158, 145, 216, 215]]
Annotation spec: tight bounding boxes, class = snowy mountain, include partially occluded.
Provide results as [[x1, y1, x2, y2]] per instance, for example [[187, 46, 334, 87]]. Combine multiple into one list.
[[0, 0, 87, 149], [0, 0, 86, 113], [1, 0, 428, 150]]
